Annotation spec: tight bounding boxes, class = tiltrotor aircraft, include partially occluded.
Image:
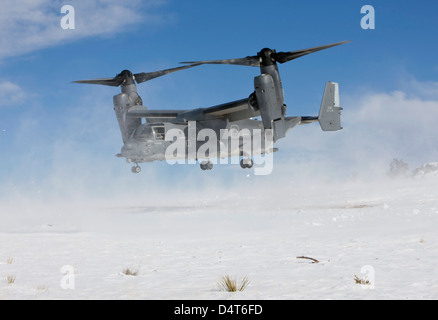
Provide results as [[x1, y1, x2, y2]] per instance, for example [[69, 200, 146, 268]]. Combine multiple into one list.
[[75, 41, 348, 173]]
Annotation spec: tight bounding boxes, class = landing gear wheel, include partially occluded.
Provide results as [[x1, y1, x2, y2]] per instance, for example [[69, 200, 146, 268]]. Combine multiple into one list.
[[200, 161, 213, 171], [240, 159, 253, 169], [131, 165, 141, 174]]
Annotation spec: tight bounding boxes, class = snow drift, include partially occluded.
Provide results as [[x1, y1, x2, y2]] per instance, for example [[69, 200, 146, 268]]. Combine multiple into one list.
[[1, 169, 437, 299]]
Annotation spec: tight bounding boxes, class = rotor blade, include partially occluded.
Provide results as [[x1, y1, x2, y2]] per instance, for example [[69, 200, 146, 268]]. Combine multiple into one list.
[[134, 63, 201, 84], [272, 41, 350, 64], [75, 64, 200, 87], [181, 56, 261, 67], [73, 77, 123, 87]]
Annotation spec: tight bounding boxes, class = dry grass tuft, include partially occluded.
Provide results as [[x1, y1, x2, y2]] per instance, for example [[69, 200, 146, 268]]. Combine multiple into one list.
[[7, 275, 16, 284], [122, 267, 139, 276], [354, 275, 371, 285], [218, 275, 250, 292], [36, 285, 48, 292]]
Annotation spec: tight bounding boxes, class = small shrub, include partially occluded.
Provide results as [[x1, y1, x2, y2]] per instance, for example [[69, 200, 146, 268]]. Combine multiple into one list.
[[218, 275, 250, 292], [388, 159, 409, 178]]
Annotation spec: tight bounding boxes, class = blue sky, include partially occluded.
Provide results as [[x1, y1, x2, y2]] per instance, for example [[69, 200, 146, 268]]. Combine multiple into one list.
[[0, 0, 438, 200]]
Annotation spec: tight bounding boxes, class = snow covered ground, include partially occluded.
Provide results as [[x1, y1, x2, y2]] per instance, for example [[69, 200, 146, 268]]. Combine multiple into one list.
[[1, 172, 438, 300]]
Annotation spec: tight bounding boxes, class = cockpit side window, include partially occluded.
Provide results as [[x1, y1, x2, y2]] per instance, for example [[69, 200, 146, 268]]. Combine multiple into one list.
[[152, 126, 165, 141]]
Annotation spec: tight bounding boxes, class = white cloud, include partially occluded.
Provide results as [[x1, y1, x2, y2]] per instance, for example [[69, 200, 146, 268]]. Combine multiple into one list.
[[0, 80, 26, 107], [0, 0, 168, 61], [409, 79, 438, 100]]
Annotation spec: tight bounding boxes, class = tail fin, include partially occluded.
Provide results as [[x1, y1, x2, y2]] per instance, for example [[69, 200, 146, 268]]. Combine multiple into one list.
[[318, 81, 343, 131]]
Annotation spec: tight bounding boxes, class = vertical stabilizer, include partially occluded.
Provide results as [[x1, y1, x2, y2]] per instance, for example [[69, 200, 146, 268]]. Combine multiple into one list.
[[318, 82, 343, 131]]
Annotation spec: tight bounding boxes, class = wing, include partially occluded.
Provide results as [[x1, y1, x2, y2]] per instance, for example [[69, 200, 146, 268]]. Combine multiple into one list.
[[202, 98, 259, 122], [127, 106, 187, 123], [126, 98, 258, 123]]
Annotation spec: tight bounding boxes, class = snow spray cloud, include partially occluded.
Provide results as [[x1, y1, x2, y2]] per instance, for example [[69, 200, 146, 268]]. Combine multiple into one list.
[[263, 78, 438, 183], [341, 85, 438, 172]]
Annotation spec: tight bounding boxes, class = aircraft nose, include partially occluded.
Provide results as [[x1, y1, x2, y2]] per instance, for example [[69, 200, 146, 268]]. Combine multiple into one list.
[[122, 142, 137, 156], [123, 143, 134, 150]]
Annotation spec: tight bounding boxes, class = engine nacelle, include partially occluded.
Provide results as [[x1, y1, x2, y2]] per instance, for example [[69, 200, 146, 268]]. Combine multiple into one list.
[[113, 92, 141, 143], [254, 74, 286, 141]]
